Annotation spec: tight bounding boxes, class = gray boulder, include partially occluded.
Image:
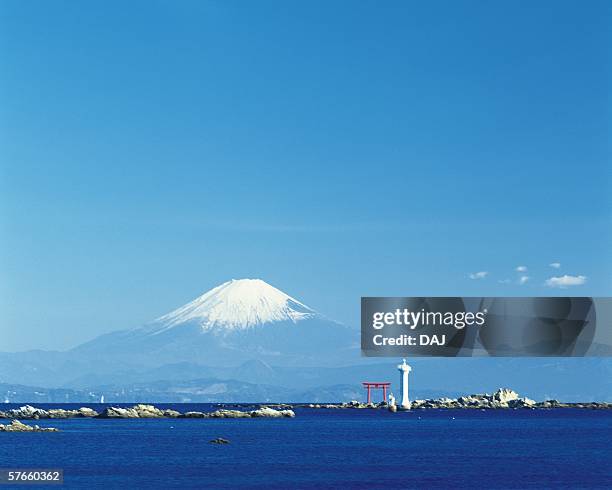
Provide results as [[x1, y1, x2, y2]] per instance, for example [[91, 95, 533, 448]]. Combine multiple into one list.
[[182, 411, 207, 418], [250, 407, 295, 418], [163, 409, 181, 418]]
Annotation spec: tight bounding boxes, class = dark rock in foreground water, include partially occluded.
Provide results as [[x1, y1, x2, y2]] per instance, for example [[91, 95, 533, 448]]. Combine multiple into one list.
[[210, 437, 230, 444]]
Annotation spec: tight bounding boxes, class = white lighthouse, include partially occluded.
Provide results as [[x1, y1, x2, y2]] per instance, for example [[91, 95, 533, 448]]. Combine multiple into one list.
[[397, 358, 412, 410]]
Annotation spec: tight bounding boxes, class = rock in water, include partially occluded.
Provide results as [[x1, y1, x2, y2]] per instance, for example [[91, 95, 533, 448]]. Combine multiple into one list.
[[1, 405, 99, 419], [0, 420, 59, 432], [249, 407, 295, 418], [185, 407, 296, 418], [97, 404, 169, 418], [210, 438, 230, 444], [97, 407, 140, 418], [182, 411, 207, 418], [508, 397, 536, 408], [163, 409, 181, 418], [203, 409, 252, 419], [492, 388, 520, 404], [48, 407, 99, 418], [2, 405, 48, 419]]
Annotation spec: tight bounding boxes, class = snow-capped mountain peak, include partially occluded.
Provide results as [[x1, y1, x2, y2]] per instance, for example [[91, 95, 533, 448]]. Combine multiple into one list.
[[151, 279, 316, 332]]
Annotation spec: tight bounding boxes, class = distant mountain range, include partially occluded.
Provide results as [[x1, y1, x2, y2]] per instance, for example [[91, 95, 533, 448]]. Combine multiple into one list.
[[0, 378, 365, 404], [1, 279, 611, 402], [1, 357, 611, 403]]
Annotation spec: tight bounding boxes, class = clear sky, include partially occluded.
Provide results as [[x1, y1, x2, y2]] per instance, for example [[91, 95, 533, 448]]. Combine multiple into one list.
[[1, 0, 610, 351]]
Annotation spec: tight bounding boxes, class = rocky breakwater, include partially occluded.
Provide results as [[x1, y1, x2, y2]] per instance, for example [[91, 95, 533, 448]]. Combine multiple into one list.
[[0, 404, 295, 419], [305, 388, 612, 410], [0, 420, 59, 432]]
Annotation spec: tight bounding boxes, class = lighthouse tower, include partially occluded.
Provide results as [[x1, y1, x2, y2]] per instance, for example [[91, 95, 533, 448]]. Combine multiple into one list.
[[397, 359, 412, 410]]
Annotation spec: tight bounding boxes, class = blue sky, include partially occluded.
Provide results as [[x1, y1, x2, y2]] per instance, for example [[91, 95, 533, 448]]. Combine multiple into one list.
[[0, 0, 610, 351]]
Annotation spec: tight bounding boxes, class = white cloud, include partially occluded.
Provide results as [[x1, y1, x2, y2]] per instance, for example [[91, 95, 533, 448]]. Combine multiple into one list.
[[545, 275, 587, 288], [469, 271, 488, 280], [519, 275, 529, 285], [498, 279, 511, 284], [515, 265, 528, 272], [549, 262, 561, 269]]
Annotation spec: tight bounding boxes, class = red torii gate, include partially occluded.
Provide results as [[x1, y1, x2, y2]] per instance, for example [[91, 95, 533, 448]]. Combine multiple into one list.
[[362, 382, 391, 404]]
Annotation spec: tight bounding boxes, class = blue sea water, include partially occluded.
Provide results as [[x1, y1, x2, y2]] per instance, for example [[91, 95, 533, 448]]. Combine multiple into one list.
[[0, 405, 611, 489]]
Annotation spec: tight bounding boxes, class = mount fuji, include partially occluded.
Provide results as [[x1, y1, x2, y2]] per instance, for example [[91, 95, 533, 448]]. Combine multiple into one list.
[[151, 278, 316, 332], [72, 279, 359, 367]]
